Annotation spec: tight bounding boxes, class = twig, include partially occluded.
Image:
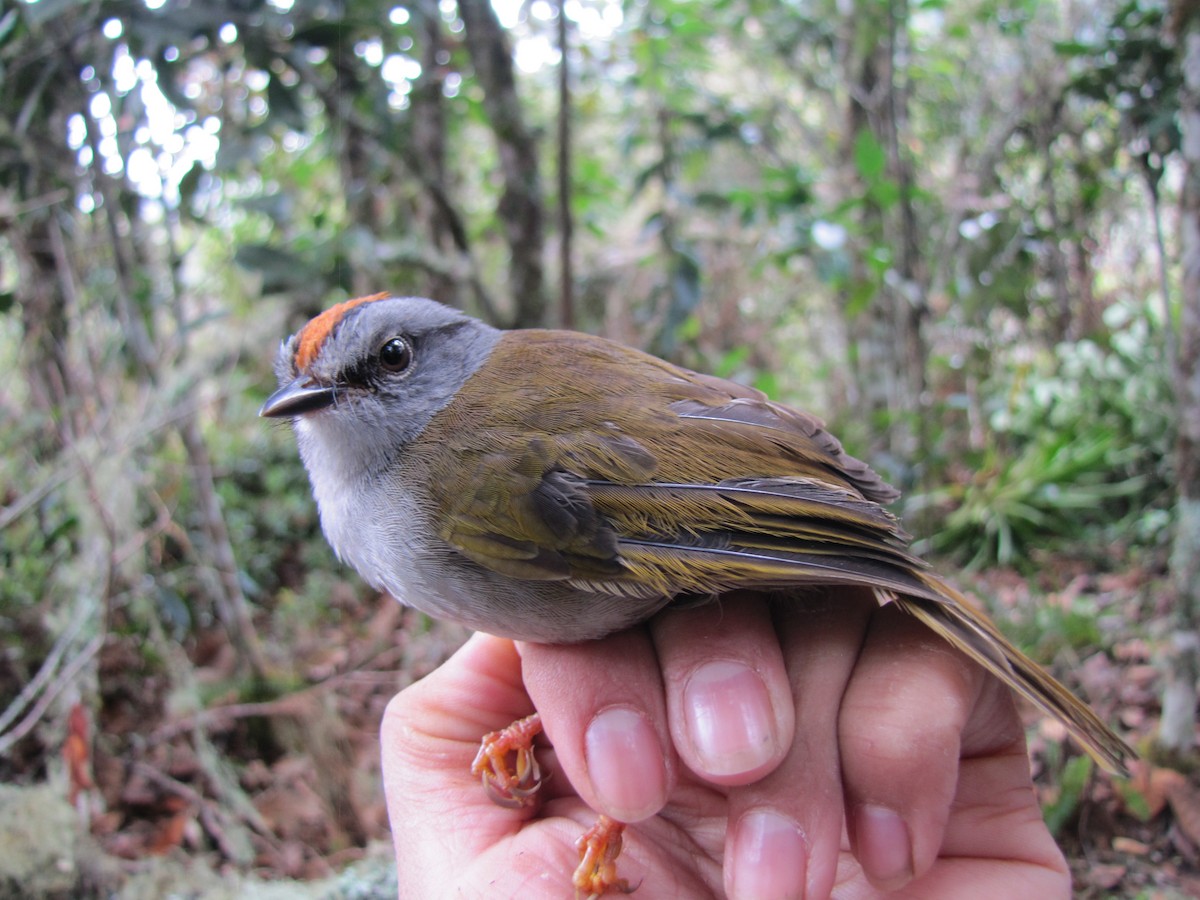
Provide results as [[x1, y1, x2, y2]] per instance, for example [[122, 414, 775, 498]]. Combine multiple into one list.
[[0, 464, 75, 532], [148, 643, 409, 745], [149, 694, 313, 745], [133, 760, 282, 859], [0, 375, 241, 535], [0, 188, 70, 219], [0, 605, 89, 736], [0, 633, 103, 755]]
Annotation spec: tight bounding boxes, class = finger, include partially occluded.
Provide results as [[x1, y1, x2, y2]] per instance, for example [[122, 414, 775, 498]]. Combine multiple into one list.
[[518, 627, 673, 823], [910, 689, 1070, 896], [381, 633, 589, 894], [838, 682, 1069, 897], [837, 602, 1002, 891], [651, 591, 794, 785], [719, 588, 876, 900]]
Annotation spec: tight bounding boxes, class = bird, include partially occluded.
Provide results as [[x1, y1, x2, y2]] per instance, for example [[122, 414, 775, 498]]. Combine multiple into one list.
[[261, 292, 1134, 895]]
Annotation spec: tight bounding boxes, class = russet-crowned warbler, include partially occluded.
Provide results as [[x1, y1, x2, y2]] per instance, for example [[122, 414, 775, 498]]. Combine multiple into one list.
[[262, 292, 1133, 893]]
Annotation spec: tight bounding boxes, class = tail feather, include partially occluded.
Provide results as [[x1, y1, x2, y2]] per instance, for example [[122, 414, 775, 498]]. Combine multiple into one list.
[[898, 573, 1134, 775]]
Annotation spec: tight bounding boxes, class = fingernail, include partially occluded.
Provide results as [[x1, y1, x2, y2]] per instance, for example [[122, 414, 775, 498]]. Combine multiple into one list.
[[585, 707, 667, 822], [730, 810, 806, 900], [684, 661, 779, 776], [853, 804, 912, 889]]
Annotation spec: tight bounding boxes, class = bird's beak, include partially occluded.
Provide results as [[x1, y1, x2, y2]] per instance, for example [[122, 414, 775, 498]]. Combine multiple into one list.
[[259, 377, 337, 418]]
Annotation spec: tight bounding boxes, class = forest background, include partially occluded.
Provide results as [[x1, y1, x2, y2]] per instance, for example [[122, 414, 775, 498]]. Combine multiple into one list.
[[2, 0, 1199, 896]]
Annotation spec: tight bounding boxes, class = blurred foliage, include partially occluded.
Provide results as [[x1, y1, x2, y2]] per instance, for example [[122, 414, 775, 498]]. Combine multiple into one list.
[[1063, 0, 1180, 186], [913, 299, 1173, 568], [1007, 592, 1111, 662], [919, 428, 1146, 569], [1042, 753, 1095, 837]]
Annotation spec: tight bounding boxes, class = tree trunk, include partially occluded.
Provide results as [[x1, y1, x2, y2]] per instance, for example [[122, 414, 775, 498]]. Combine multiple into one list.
[[882, 0, 927, 466], [1161, 17, 1200, 753], [840, 0, 926, 470], [458, 0, 547, 328], [328, 55, 379, 300], [556, 0, 575, 329], [410, 0, 459, 307]]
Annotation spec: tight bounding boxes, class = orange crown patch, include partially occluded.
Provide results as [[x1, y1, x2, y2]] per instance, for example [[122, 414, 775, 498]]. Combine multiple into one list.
[[294, 292, 391, 371]]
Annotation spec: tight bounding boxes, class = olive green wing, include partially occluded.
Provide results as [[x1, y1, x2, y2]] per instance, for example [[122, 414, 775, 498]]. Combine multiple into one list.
[[578, 475, 942, 602], [432, 432, 655, 582], [434, 428, 936, 605]]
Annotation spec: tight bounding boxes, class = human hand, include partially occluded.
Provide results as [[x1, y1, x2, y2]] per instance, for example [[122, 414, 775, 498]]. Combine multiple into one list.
[[381, 590, 1070, 898]]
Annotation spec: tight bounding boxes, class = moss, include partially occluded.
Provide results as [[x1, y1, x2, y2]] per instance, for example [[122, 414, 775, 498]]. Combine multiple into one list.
[[0, 783, 78, 899]]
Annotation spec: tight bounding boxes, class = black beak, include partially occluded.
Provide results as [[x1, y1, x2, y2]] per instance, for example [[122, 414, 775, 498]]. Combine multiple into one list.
[[259, 377, 337, 418]]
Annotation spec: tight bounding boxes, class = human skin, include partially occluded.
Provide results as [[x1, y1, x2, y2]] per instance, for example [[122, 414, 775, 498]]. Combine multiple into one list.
[[381, 589, 1070, 899]]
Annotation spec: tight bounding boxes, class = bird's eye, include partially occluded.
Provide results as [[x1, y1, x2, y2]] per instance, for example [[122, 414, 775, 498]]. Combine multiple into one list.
[[378, 336, 413, 374]]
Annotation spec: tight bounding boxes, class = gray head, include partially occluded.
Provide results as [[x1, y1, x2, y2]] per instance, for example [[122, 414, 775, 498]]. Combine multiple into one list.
[[261, 294, 501, 480]]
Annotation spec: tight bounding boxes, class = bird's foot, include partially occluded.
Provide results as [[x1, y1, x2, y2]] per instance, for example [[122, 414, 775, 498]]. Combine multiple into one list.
[[473, 715, 635, 895], [470, 712, 544, 808], [573, 814, 634, 898]]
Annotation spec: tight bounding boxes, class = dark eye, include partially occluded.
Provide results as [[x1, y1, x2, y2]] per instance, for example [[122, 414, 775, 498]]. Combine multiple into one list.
[[378, 336, 413, 374]]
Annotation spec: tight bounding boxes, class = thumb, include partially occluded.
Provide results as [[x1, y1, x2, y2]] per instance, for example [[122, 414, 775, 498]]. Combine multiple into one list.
[[381, 634, 538, 872], [381, 633, 599, 898]]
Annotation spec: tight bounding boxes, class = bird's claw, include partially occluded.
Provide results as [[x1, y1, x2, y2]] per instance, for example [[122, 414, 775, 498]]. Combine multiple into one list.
[[470, 712, 544, 808], [472, 715, 634, 895], [573, 814, 634, 898]]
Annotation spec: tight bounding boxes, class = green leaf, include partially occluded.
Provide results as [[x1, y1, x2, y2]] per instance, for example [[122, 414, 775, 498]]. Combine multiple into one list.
[[176, 163, 204, 207], [853, 130, 887, 182], [845, 280, 876, 318], [1054, 40, 1095, 57], [267, 76, 307, 132], [234, 244, 315, 292], [0, 8, 20, 45], [675, 313, 702, 343], [1042, 755, 1093, 836], [753, 370, 779, 398], [869, 178, 901, 210], [1115, 776, 1153, 823], [715, 345, 750, 379]]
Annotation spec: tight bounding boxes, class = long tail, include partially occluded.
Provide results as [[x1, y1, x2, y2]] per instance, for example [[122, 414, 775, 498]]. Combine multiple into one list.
[[897, 573, 1134, 775]]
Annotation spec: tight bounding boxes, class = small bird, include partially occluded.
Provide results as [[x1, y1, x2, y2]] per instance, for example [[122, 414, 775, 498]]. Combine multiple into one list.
[[262, 292, 1133, 894]]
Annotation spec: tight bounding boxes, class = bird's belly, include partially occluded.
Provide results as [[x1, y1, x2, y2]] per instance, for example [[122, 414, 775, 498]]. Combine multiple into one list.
[[402, 554, 670, 643]]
